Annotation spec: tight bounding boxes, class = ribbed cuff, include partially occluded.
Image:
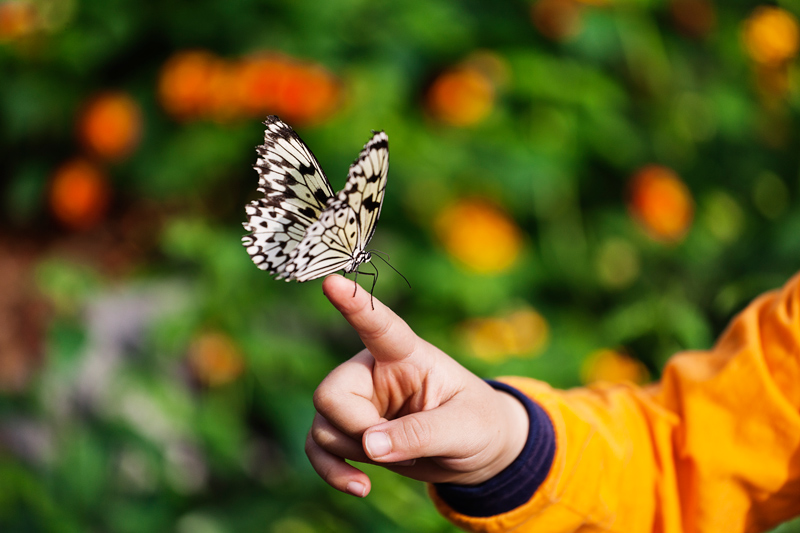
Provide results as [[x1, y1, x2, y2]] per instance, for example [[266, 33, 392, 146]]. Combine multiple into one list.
[[432, 380, 555, 518]]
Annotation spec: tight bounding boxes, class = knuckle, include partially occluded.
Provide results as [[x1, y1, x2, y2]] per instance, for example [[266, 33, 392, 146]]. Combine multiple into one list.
[[361, 316, 393, 343], [312, 385, 335, 414], [310, 423, 332, 448], [309, 423, 323, 445], [304, 431, 317, 458], [401, 416, 432, 451]]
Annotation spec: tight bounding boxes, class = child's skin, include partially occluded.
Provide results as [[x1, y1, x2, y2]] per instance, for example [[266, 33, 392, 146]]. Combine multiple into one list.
[[305, 274, 530, 498]]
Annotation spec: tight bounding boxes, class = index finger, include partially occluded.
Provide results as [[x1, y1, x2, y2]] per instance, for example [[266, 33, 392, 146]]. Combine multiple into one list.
[[323, 274, 417, 364]]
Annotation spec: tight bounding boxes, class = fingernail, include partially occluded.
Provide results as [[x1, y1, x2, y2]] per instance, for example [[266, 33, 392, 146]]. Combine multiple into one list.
[[365, 432, 391, 458], [346, 481, 366, 497]]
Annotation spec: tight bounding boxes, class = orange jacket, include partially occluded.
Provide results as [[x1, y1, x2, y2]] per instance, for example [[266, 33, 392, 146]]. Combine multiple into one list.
[[431, 272, 800, 532]]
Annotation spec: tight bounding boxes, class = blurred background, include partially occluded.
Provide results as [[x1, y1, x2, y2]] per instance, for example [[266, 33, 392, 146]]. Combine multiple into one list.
[[1, 0, 800, 531]]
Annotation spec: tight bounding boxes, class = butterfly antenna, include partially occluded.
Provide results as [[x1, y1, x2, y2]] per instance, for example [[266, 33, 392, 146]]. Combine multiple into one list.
[[371, 252, 411, 289], [370, 249, 391, 260]]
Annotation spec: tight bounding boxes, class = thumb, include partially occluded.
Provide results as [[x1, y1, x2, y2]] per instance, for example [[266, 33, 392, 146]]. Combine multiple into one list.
[[322, 274, 417, 363], [362, 401, 476, 463]]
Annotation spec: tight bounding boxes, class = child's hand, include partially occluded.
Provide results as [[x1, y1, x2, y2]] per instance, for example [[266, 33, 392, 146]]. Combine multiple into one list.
[[305, 275, 529, 498]]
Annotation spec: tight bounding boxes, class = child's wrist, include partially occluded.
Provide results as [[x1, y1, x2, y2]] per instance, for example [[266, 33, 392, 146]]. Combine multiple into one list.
[[493, 389, 531, 476], [449, 387, 530, 485], [433, 381, 555, 517]]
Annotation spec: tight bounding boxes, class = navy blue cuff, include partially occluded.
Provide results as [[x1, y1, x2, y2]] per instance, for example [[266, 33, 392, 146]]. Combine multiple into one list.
[[432, 380, 555, 518]]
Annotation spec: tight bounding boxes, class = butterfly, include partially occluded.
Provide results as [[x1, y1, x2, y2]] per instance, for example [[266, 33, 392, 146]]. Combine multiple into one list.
[[242, 116, 394, 296]]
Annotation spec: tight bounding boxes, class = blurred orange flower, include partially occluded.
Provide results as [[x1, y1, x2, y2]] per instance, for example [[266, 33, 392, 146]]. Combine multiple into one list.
[[628, 165, 694, 242], [581, 348, 650, 385], [531, 0, 583, 42], [0, 1, 37, 41], [574, 0, 608, 7], [78, 92, 142, 160], [426, 67, 494, 127], [236, 55, 291, 115], [158, 50, 222, 120], [670, 0, 716, 39], [462, 307, 549, 362], [188, 332, 245, 387], [742, 6, 799, 66], [464, 318, 516, 363], [49, 158, 111, 230], [506, 308, 550, 355], [435, 199, 523, 274], [203, 59, 243, 122], [278, 63, 341, 126], [159, 50, 341, 125]]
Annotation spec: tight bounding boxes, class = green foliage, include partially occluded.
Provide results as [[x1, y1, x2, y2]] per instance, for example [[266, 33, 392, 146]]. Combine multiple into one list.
[[1, 0, 800, 531]]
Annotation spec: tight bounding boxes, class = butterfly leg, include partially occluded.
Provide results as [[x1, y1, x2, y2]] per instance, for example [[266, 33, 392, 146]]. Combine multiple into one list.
[[353, 266, 378, 310]]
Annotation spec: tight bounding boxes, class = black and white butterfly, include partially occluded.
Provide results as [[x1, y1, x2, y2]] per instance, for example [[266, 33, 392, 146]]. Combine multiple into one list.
[[242, 116, 394, 293]]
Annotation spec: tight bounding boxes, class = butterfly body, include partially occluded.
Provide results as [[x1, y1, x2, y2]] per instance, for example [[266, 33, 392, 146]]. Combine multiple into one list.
[[242, 116, 389, 283]]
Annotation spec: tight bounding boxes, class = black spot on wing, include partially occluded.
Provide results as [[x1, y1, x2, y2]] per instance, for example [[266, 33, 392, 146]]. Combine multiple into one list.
[[299, 206, 316, 218], [366, 136, 388, 151], [315, 188, 331, 204], [362, 194, 382, 212], [298, 162, 317, 177]]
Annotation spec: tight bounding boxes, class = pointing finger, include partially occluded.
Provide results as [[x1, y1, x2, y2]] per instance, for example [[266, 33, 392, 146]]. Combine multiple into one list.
[[323, 274, 418, 364]]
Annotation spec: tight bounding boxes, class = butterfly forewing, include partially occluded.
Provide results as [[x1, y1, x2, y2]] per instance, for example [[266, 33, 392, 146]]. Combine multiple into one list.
[[242, 116, 336, 277], [242, 116, 389, 283], [337, 132, 389, 249], [256, 116, 334, 218]]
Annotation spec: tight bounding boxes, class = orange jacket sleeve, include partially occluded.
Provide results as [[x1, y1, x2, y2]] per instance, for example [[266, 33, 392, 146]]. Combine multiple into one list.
[[431, 271, 800, 532]]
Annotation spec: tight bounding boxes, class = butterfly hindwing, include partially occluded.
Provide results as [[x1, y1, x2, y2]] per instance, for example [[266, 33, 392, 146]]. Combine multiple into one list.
[[241, 199, 309, 274], [283, 203, 361, 282], [243, 117, 389, 283]]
